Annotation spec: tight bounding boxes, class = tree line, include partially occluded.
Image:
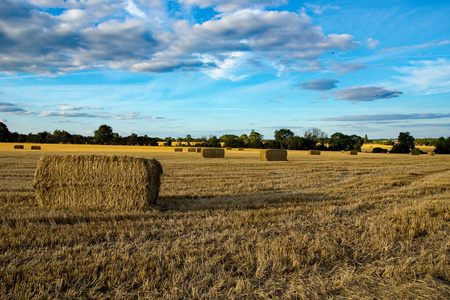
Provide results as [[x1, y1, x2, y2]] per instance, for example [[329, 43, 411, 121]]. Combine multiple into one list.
[[1, 122, 449, 153]]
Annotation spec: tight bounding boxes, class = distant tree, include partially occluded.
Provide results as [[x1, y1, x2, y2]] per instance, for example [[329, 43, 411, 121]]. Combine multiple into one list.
[[434, 137, 450, 154], [94, 124, 114, 144], [304, 128, 327, 148], [185, 134, 192, 144], [127, 133, 138, 145], [390, 132, 415, 153], [274, 129, 294, 141], [249, 130, 263, 148], [0, 122, 11, 142], [53, 129, 72, 143], [207, 135, 221, 147], [240, 134, 249, 145], [364, 134, 368, 144]]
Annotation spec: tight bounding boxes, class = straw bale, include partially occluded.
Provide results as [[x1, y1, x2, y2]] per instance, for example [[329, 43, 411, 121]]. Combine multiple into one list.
[[31, 145, 41, 150], [347, 150, 358, 155], [196, 148, 202, 153], [260, 149, 287, 161], [308, 150, 321, 155], [174, 148, 183, 152], [33, 155, 163, 210], [428, 152, 435, 156], [226, 147, 232, 150], [201, 148, 225, 158], [188, 148, 197, 152], [341, 150, 346, 153], [238, 148, 244, 151], [14, 145, 24, 149]]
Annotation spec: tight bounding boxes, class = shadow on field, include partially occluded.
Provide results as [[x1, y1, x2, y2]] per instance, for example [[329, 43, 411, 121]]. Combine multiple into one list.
[[155, 190, 338, 212]]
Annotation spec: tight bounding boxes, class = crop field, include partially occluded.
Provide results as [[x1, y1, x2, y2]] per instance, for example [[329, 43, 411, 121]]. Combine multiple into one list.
[[0, 143, 449, 299]]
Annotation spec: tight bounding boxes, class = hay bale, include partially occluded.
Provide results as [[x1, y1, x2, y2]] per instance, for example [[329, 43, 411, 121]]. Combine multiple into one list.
[[260, 149, 287, 161], [347, 150, 358, 155], [196, 148, 202, 153], [201, 148, 225, 158], [428, 152, 435, 156], [308, 150, 321, 155], [174, 148, 183, 152], [31, 145, 41, 150], [14, 145, 24, 149], [33, 155, 163, 210], [226, 147, 232, 150], [238, 148, 244, 151], [341, 150, 346, 153], [188, 148, 197, 152]]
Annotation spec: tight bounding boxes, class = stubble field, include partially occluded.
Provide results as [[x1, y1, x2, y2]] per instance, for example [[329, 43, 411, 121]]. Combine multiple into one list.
[[0, 143, 449, 299]]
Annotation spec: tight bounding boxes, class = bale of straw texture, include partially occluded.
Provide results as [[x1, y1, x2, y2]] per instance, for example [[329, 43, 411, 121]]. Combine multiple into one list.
[[308, 150, 321, 155], [31, 145, 41, 150], [238, 148, 244, 151], [260, 149, 287, 161], [33, 155, 163, 210], [201, 148, 225, 158], [174, 148, 183, 152], [347, 150, 358, 155], [341, 150, 346, 153], [14, 145, 24, 149], [226, 147, 232, 150], [196, 148, 202, 153], [188, 148, 197, 152], [428, 152, 436, 156]]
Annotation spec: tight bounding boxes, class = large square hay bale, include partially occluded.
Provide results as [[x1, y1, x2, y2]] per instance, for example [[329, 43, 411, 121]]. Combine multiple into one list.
[[31, 145, 41, 150], [260, 149, 287, 161], [196, 148, 202, 153], [428, 152, 435, 156], [33, 155, 163, 210], [14, 145, 24, 149], [188, 148, 197, 152], [308, 150, 321, 155], [347, 150, 358, 155], [174, 148, 183, 152], [201, 148, 225, 158]]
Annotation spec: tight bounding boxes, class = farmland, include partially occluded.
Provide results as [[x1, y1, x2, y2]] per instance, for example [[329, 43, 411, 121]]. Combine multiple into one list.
[[0, 143, 449, 299]]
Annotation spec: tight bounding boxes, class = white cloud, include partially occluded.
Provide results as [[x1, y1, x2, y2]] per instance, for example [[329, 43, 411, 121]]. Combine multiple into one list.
[[178, 0, 287, 12], [393, 58, 450, 94], [303, 3, 340, 15], [381, 40, 450, 53], [366, 38, 379, 49], [124, 0, 147, 18]]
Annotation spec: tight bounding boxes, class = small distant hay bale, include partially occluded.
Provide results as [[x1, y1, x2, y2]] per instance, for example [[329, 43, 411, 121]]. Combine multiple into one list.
[[31, 145, 41, 150], [260, 149, 287, 161], [201, 148, 225, 158], [238, 148, 244, 151], [196, 148, 202, 153], [174, 148, 183, 152], [347, 150, 358, 155], [428, 152, 435, 156], [188, 148, 197, 152], [14, 145, 24, 149], [226, 147, 232, 150], [308, 150, 321, 155], [33, 155, 163, 210], [341, 150, 346, 153]]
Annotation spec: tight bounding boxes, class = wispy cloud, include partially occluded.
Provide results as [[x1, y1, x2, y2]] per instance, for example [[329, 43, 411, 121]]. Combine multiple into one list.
[[59, 105, 103, 111], [303, 3, 340, 15], [321, 113, 450, 122], [334, 86, 403, 102], [393, 58, 450, 94], [381, 40, 450, 53], [331, 62, 367, 75]]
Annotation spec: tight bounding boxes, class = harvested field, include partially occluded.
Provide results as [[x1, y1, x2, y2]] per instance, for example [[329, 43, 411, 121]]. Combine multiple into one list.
[[0, 143, 449, 299]]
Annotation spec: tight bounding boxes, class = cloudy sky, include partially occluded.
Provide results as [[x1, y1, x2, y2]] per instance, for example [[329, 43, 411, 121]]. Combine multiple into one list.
[[0, 0, 449, 139]]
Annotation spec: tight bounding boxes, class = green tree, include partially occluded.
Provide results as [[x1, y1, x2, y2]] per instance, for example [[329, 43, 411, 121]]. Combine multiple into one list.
[[390, 132, 415, 153], [94, 124, 114, 144], [304, 128, 327, 148], [249, 130, 263, 148], [0, 122, 11, 142], [434, 137, 450, 154], [274, 128, 294, 141]]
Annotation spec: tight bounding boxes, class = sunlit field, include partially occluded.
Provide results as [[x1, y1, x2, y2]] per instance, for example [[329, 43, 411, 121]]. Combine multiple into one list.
[[1, 143, 449, 299]]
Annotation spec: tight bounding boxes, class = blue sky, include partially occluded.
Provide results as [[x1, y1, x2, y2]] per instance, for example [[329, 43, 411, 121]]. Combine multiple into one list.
[[0, 0, 449, 139]]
